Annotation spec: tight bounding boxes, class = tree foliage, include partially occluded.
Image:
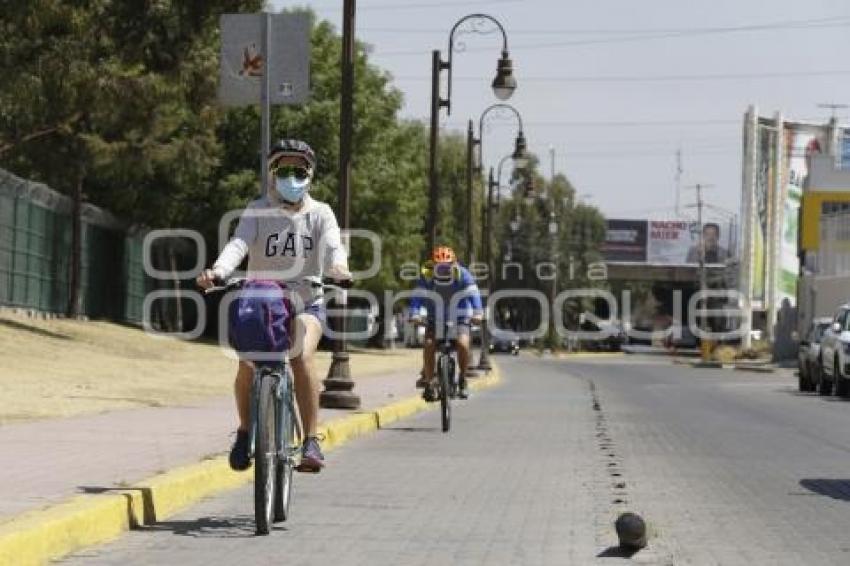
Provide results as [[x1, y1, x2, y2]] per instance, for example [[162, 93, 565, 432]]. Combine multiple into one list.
[[0, 3, 475, 298], [489, 155, 607, 341], [0, 2, 605, 328]]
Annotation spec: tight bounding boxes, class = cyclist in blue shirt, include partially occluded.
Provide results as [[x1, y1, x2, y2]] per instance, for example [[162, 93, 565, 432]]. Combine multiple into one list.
[[409, 246, 483, 401]]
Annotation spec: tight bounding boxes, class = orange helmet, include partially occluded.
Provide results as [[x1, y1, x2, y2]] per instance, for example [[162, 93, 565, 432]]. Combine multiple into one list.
[[431, 246, 456, 264]]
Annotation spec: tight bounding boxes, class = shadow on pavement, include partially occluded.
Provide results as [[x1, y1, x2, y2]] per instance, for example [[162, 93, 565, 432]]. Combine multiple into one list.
[[597, 545, 640, 558], [779, 389, 850, 402], [138, 515, 259, 538], [800, 479, 850, 501], [380, 426, 442, 433], [79, 486, 260, 536], [79, 486, 156, 524]]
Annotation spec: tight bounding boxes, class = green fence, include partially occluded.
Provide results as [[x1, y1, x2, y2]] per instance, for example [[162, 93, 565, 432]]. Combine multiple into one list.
[[0, 168, 151, 322]]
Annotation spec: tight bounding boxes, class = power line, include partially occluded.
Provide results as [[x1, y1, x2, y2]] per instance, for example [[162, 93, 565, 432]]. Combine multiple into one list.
[[361, 15, 850, 34], [438, 118, 741, 128], [378, 16, 850, 56], [560, 148, 737, 158], [311, 0, 522, 11], [391, 69, 850, 84]]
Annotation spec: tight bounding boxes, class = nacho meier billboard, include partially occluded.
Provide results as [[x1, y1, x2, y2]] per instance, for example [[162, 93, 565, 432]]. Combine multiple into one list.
[[604, 219, 732, 265]]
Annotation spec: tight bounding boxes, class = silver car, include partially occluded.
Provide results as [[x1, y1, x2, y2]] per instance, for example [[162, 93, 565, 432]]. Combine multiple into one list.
[[798, 317, 832, 392]]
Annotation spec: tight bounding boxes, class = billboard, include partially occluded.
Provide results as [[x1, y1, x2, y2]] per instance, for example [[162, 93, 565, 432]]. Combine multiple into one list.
[[752, 122, 776, 303], [739, 107, 844, 348], [603, 219, 733, 265], [601, 219, 647, 262], [780, 125, 825, 304], [647, 220, 732, 265]]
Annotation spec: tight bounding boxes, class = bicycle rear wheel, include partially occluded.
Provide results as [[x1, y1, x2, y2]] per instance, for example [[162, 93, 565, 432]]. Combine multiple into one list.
[[273, 373, 296, 523], [438, 355, 451, 433], [254, 374, 278, 535]]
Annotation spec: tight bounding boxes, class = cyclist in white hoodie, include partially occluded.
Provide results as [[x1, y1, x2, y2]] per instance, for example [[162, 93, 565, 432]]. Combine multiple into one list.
[[197, 139, 351, 473]]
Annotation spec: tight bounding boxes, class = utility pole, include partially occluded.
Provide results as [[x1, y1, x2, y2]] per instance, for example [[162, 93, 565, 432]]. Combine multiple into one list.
[[696, 183, 706, 298], [817, 103, 849, 121], [674, 147, 682, 216], [686, 183, 714, 360]]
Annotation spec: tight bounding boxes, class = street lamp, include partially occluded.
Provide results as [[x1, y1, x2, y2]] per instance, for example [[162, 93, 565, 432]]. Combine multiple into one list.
[[476, 166, 500, 371], [466, 102, 527, 263], [476, 147, 529, 370], [547, 210, 559, 351], [427, 14, 516, 254], [321, 0, 361, 409]]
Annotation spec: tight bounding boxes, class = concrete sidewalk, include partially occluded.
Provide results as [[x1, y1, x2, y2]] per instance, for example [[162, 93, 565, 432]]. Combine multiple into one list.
[[0, 366, 419, 523]]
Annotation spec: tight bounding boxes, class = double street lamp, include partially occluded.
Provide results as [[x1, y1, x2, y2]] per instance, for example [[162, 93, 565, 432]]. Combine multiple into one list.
[[426, 14, 517, 253]]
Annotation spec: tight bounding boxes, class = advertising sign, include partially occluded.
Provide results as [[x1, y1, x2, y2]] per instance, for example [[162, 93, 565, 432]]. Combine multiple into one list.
[[601, 219, 647, 262], [780, 125, 825, 304], [647, 220, 731, 265], [218, 13, 310, 107], [751, 123, 775, 303]]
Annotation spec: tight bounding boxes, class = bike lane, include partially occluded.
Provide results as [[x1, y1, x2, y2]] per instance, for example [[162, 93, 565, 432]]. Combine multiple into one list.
[[59, 356, 652, 566]]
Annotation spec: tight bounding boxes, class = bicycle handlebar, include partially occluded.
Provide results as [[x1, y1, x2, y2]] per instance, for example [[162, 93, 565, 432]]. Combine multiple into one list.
[[202, 276, 352, 295]]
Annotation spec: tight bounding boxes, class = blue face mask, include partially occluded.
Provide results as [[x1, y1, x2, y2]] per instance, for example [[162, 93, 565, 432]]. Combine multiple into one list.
[[275, 175, 310, 203]]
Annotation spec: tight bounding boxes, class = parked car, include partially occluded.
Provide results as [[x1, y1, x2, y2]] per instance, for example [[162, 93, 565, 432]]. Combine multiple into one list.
[[489, 331, 520, 355], [579, 317, 625, 352], [798, 317, 832, 392], [818, 304, 850, 396]]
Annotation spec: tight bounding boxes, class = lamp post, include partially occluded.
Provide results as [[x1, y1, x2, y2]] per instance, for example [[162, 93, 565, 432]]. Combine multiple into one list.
[[476, 152, 521, 370], [321, 0, 361, 409], [476, 166, 501, 371], [468, 104, 527, 370], [547, 210, 559, 351], [426, 14, 517, 254], [495, 152, 514, 208], [467, 102, 527, 259]]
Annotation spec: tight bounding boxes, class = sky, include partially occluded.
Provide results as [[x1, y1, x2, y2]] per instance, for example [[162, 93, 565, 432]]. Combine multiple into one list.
[[271, 0, 850, 221]]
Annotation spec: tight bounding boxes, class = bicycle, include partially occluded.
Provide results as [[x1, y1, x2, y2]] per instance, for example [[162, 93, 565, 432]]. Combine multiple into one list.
[[414, 317, 459, 433], [205, 276, 350, 534], [436, 320, 459, 432]]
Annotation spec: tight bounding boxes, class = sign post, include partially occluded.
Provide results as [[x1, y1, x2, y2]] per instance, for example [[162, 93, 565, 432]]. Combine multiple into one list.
[[219, 12, 310, 193]]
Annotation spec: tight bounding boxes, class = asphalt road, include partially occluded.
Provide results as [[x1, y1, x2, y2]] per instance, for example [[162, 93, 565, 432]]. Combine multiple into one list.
[[62, 355, 850, 565]]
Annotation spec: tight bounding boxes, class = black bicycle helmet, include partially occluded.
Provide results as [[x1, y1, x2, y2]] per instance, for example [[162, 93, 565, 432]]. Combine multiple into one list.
[[268, 139, 316, 168]]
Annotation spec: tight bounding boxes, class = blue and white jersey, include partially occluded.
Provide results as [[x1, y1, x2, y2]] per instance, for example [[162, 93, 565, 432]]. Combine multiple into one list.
[[408, 264, 483, 323]]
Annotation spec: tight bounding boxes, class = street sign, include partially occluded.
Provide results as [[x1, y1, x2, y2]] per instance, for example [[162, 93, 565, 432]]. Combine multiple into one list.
[[218, 12, 310, 106]]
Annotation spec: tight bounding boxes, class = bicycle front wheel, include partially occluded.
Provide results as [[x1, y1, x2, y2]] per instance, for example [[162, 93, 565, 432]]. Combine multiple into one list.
[[438, 355, 451, 433], [254, 374, 278, 535], [274, 374, 296, 523]]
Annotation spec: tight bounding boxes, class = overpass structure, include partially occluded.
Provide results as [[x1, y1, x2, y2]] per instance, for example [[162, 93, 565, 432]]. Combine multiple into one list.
[[601, 217, 739, 334]]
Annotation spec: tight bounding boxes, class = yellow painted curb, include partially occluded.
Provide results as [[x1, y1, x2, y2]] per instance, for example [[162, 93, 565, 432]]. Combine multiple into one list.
[[0, 496, 130, 566], [0, 363, 503, 566], [374, 397, 428, 428]]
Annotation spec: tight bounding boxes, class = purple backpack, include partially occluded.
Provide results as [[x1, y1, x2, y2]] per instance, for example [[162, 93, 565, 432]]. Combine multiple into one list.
[[228, 280, 292, 358]]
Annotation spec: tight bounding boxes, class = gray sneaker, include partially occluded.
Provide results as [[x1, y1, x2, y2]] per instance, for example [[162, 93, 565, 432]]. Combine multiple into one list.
[[296, 437, 324, 473]]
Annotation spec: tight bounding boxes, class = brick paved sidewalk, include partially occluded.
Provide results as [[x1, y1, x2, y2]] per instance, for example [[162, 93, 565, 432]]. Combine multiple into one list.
[[0, 365, 421, 522]]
